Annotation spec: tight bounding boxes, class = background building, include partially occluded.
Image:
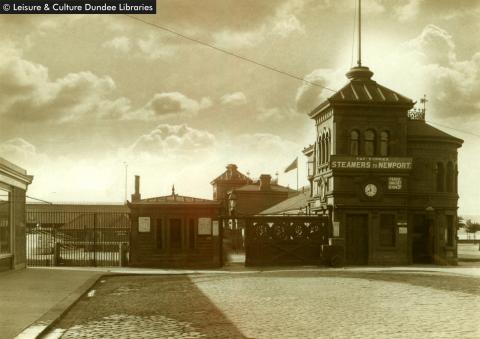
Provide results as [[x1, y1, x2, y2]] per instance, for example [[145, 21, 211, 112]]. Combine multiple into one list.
[[305, 65, 462, 265], [0, 158, 33, 271]]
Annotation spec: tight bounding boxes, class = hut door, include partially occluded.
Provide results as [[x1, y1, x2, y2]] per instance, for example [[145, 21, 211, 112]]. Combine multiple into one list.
[[169, 219, 182, 250], [345, 214, 369, 265]]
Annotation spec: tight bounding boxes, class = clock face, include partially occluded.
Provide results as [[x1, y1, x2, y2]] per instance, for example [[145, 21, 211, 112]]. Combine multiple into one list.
[[364, 184, 377, 197]]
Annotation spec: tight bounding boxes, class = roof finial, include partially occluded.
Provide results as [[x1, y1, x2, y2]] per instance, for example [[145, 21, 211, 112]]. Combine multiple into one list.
[[172, 184, 175, 196], [357, 0, 362, 67]]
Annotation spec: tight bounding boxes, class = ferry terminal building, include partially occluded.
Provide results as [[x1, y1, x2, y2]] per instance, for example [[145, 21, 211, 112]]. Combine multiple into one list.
[[303, 64, 463, 265]]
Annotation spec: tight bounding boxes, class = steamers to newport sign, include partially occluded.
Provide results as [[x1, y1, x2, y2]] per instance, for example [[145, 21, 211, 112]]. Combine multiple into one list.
[[330, 156, 413, 170]]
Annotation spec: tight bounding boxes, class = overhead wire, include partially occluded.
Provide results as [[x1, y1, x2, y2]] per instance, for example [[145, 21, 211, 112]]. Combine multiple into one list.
[[123, 14, 336, 92]]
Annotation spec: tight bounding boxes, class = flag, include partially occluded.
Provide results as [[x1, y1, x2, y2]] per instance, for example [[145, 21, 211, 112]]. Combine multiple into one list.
[[284, 157, 298, 173]]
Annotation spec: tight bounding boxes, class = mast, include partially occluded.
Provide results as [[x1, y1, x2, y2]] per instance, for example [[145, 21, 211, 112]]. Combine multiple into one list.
[[357, 0, 362, 67]]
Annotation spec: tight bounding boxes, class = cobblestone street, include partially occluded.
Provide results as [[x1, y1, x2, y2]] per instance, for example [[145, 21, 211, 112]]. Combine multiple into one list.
[[48, 270, 480, 338]]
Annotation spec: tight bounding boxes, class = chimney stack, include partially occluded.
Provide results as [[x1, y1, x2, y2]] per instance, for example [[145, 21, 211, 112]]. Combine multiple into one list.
[[259, 174, 271, 191], [131, 175, 141, 202]]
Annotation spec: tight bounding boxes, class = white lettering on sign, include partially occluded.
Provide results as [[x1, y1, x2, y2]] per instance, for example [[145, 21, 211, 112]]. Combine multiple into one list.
[[399, 227, 408, 234], [330, 156, 412, 170], [388, 177, 402, 190], [138, 217, 150, 233], [198, 218, 212, 235]]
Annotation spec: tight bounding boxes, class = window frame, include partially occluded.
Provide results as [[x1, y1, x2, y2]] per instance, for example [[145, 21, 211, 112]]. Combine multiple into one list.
[[364, 129, 376, 156]]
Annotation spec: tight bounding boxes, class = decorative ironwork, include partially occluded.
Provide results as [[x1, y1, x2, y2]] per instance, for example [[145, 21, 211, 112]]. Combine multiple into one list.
[[407, 108, 425, 120], [244, 216, 330, 266]]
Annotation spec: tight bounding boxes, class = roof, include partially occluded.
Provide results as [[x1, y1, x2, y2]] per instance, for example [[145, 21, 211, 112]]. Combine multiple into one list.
[[211, 164, 252, 184], [309, 66, 414, 118], [130, 194, 218, 205], [0, 157, 34, 188], [233, 183, 297, 193], [259, 188, 310, 215], [407, 120, 463, 145], [27, 203, 129, 213]]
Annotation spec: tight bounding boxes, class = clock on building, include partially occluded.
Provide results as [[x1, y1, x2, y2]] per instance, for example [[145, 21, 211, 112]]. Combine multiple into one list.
[[364, 183, 377, 197]]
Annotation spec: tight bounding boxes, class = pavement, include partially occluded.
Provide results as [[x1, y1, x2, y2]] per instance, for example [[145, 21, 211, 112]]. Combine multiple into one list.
[[2, 264, 480, 339]]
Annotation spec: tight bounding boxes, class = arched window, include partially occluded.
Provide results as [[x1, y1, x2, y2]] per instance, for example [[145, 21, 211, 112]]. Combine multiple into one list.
[[380, 131, 389, 156], [326, 132, 331, 162], [316, 137, 321, 168], [321, 135, 326, 164], [350, 130, 359, 156], [364, 129, 376, 156], [446, 162, 454, 192], [436, 162, 445, 192]]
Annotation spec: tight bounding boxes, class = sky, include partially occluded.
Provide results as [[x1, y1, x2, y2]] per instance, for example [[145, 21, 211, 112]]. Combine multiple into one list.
[[0, 0, 479, 214]]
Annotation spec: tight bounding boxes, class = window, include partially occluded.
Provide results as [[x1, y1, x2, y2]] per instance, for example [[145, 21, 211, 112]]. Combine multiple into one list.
[[446, 162, 454, 193], [169, 219, 182, 250], [380, 131, 389, 156], [379, 214, 396, 247], [156, 219, 163, 250], [326, 133, 331, 162], [0, 188, 11, 255], [436, 162, 445, 192], [316, 137, 322, 168], [364, 129, 376, 156], [350, 130, 359, 156], [446, 216, 454, 246], [189, 219, 196, 250]]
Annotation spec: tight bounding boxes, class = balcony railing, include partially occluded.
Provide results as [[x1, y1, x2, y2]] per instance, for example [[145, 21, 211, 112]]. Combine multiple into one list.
[[408, 108, 425, 121]]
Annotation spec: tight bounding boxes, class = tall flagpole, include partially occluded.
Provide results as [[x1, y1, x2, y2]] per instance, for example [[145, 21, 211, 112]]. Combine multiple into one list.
[[357, 0, 362, 67]]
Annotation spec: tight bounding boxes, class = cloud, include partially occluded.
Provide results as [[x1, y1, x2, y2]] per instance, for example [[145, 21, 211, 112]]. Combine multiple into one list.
[[395, 0, 480, 21], [295, 68, 343, 114], [103, 36, 131, 53], [220, 92, 247, 106], [128, 124, 216, 157], [256, 107, 296, 122], [0, 138, 47, 169], [133, 92, 212, 120], [213, 0, 306, 49], [137, 34, 176, 59]]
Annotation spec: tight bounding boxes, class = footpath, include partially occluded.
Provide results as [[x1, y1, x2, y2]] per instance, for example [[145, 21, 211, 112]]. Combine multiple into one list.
[[2, 264, 480, 339]]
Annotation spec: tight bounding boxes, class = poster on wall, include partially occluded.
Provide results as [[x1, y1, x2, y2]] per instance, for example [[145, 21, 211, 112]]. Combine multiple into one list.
[[198, 217, 212, 235], [138, 217, 151, 233]]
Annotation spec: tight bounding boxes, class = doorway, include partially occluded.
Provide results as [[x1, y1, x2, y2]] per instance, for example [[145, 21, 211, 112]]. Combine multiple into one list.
[[412, 214, 434, 263], [169, 218, 182, 251], [345, 214, 369, 265]]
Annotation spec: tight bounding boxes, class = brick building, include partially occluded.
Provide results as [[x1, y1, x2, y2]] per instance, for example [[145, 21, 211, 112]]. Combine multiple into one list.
[[0, 158, 33, 271], [304, 65, 462, 265]]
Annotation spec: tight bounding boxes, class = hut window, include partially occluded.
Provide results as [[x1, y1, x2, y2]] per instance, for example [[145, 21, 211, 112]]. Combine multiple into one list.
[[380, 131, 389, 156], [364, 129, 376, 156], [189, 219, 196, 250], [169, 219, 182, 249], [379, 214, 396, 247], [436, 162, 445, 192], [0, 188, 11, 255], [350, 130, 359, 155], [446, 162, 454, 193], [156, 219, 163, 250]]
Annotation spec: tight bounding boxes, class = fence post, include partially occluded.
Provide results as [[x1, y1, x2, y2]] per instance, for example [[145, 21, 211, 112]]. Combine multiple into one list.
[[53, 242, 61, 266], [119, 242, 127, 267], [93, 213, 97, 267]]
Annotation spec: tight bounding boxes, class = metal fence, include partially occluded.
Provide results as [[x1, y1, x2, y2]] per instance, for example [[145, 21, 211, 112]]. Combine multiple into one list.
[[26, 211, 130, 267]]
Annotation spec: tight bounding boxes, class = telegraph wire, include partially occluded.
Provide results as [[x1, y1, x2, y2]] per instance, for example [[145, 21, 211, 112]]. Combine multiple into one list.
[[426, 120, 480, 139], [123, 15, 480, 139], [123, 14, 337, 92]]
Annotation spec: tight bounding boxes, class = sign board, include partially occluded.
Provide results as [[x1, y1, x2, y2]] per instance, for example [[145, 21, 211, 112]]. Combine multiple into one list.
[[330, 156, 412, 171], [198, 218, 212, 235], [399, 227, 408, 234], [138, 217, 150, 233], [388, 177, 402, 190], [212, 220, 219, 236], [333, 221, 340, 237]]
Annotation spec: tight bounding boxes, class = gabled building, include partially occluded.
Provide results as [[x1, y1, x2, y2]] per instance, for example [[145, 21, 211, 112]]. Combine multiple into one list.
[[305, 63, 463, 265]]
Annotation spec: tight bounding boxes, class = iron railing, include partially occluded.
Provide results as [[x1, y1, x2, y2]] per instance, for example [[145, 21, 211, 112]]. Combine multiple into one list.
[[26, 211, 130, 267]]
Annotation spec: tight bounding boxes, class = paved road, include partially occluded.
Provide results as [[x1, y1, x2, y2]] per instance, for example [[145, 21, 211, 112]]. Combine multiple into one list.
[[49, 270, 480, 338]]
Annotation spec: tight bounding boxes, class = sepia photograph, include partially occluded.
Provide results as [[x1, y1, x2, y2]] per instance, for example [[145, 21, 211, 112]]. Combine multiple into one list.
[[0, 0, 479, 338]]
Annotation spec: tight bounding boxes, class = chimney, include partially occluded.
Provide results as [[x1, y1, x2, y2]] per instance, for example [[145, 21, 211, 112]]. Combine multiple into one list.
[[259, 174, 271, 191], [226, 164, 237, 179], [131, 175, 141, 202]]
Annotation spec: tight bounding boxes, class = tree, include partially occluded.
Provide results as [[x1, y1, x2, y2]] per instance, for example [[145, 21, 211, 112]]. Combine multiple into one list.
[[457, 216, 466, 230], [465, 219, 480, 243]]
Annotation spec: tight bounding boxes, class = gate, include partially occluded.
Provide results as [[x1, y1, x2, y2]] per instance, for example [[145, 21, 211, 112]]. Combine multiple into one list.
[[26, 211, 130, 267], [243, 215, 331, 266]]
